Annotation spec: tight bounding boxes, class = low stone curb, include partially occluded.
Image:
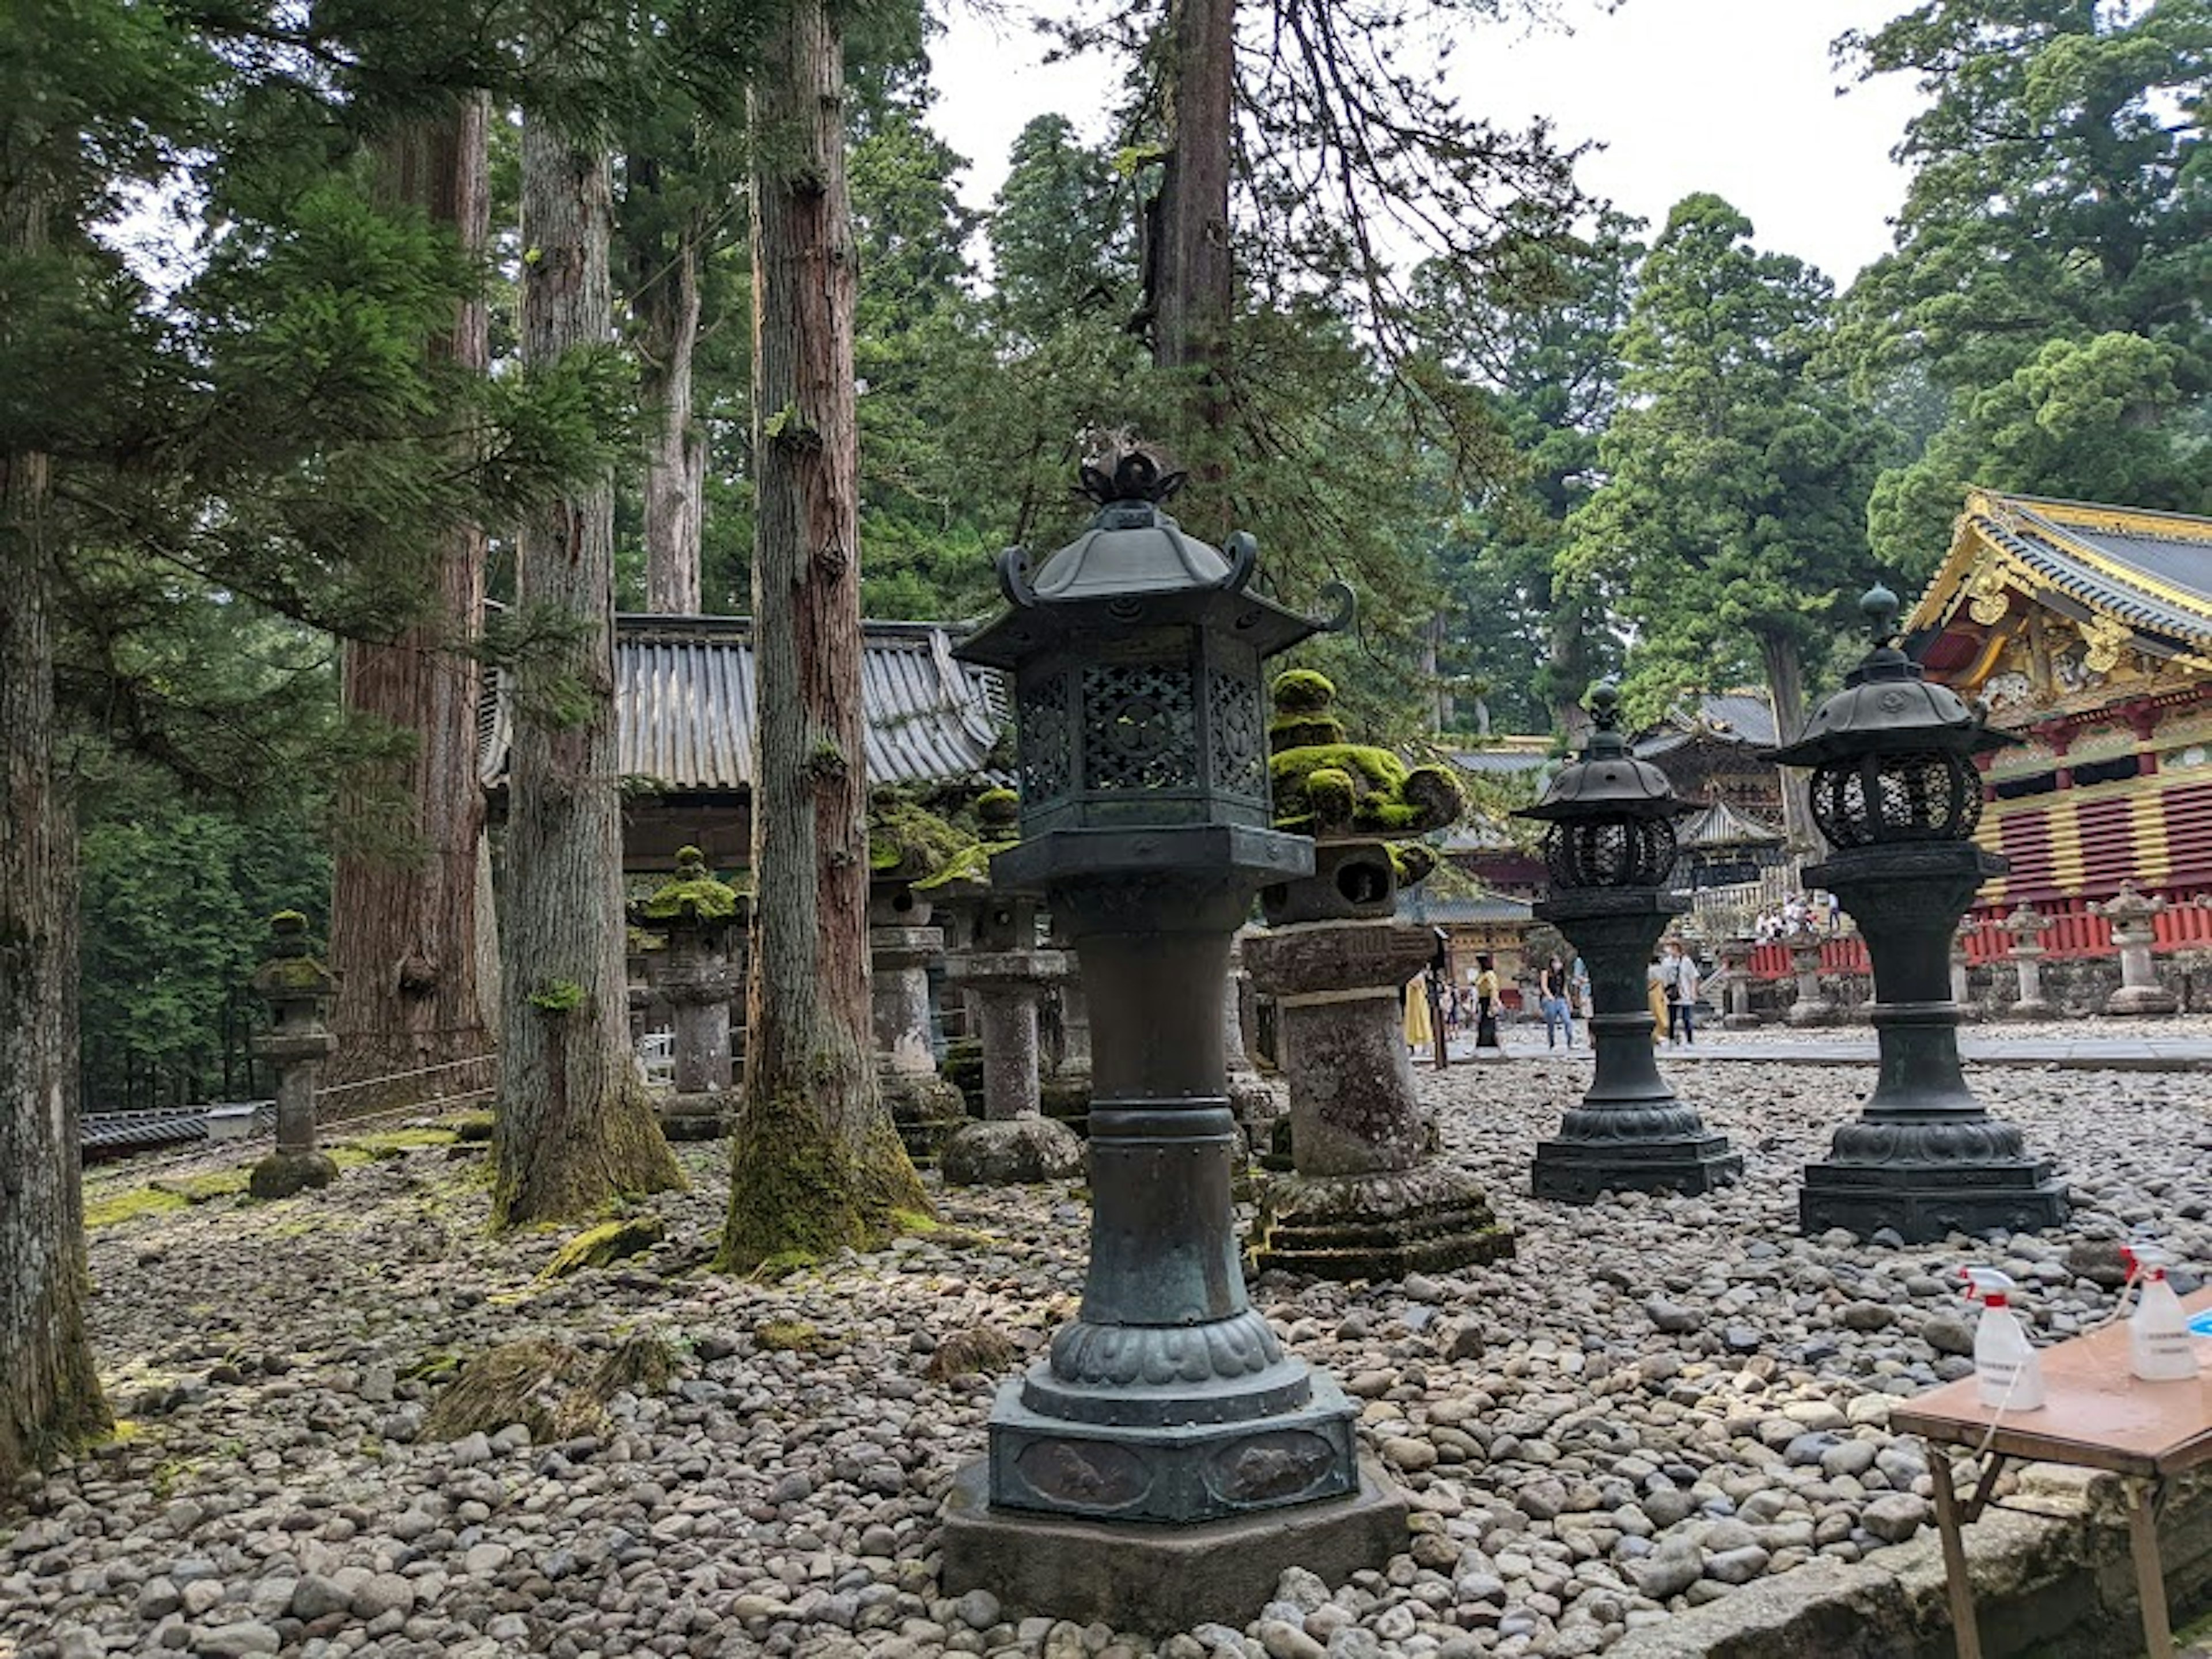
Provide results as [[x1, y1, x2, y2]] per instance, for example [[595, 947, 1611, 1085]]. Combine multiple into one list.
[[1607, 1464, 2212, 1659]]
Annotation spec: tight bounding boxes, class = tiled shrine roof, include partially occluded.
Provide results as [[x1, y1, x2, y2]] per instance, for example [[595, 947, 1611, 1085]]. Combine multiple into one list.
[[1633, 691, 1779, 759], [481, 614, 1007, 793], [1910, 491, 2212, 659]]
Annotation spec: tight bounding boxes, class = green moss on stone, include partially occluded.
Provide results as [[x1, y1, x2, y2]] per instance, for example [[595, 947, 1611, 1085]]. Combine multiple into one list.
[[1270, 743, 1461, 839], [641, 847, 739, 924], [755, 1320, 822, 1352], [540, 1214, 666, 1278], [869, 798, 974, 882], [1272, 669, 1336, 713]]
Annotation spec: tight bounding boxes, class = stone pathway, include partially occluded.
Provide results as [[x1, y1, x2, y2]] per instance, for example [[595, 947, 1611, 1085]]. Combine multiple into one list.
[[1432, 1031, 2212, 1072]]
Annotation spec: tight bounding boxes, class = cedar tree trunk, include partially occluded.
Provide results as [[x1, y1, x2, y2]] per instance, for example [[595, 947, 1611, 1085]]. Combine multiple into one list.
[[1756, 628, 1818, 858], [721, 0, 928, 1271], [493, 113, 683, 1226], [328, 97, 496, 1094], [0, 191, 110, 1479], [1153, 0, 1235, 484], [632, 187, 706, 614]]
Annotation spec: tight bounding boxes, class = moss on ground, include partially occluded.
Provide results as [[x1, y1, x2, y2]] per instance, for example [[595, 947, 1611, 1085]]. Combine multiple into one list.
[[540, 1214, 666, 1278], [419, 1334, 675, 1443], [754, 1320, 823, 1352]]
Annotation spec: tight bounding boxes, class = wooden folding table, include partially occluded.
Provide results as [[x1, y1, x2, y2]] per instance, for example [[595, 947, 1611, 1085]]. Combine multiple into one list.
[[1890, 1287, 2212, 1659]]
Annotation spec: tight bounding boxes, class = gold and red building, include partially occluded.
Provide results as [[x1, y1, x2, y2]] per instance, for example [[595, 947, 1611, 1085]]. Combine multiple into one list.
[[1907, 490, 2212, 966]]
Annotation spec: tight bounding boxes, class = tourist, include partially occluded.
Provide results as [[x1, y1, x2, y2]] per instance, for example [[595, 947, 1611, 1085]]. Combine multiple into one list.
[[1569, 955, 1590, 1024], [1663, 940, 1699, 1047], [1403, 969, 1434, 1058], [1474, 954, 1502, 1054], [1783, 892, 1808, 935], [1537, 953, 1574, 1049], [1646, 953, 1668, 1046]]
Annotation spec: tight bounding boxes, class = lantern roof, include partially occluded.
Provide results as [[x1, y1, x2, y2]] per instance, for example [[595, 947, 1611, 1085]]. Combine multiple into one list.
[[954, 454, 1334, 670], [1516, 681, 1691, 824], [1767, 585, 2017, 768]]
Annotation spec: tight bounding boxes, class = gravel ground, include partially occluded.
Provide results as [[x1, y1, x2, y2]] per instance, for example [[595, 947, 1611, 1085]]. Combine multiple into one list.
[[6, 1058, 2210, 1659]]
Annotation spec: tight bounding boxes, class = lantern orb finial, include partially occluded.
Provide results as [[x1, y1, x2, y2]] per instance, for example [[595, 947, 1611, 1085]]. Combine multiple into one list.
[[1588, 678, 1623, 730], [1861, 582, 1900, 641]]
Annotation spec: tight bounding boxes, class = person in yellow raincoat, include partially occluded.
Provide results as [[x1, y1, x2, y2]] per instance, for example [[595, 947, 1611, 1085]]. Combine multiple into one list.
[[1403, 972, 1434, 1055]]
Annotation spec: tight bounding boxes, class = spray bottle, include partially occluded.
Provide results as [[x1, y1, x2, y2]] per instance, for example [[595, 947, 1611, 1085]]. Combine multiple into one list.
[[2124, 1243, 2199, 1382], [1961, 1268, 2045, 1411]]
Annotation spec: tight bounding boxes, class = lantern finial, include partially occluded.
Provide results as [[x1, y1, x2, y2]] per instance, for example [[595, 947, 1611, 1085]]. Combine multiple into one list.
[[1588, 679, 1622, 732], [1860, 583, 1900, 643]]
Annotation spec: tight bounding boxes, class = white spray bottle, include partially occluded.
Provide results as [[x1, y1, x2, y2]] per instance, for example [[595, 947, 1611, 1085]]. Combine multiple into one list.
[[2124, 1243, 2198, 1382], [1962, 1267, 2045, 1411]]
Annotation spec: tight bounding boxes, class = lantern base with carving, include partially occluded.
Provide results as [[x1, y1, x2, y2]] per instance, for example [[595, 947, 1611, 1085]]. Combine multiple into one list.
[[1244, 907, 1512, 1281], [1797, 842, 2068, 1243], [1529, 890, 1742, 1204]]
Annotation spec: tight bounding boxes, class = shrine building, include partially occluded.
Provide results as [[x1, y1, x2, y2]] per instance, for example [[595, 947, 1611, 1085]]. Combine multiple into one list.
[[1908, 490, 2212, 938]]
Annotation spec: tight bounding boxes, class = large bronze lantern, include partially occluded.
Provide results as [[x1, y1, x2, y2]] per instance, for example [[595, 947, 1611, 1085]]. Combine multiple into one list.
[[1769, 586, 2066, 1242], [940, 455, 1404, 1633], [1514, 683, 1740, 1200]]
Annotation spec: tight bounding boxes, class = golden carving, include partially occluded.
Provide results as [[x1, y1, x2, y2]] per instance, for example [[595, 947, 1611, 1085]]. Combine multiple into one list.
[[1967, 565, 2012, 626], [2081, 615, 2133, 675]]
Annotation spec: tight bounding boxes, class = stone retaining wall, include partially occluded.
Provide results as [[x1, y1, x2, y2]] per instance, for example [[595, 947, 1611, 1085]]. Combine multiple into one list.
[[1607, 1464, 2212, 1659]]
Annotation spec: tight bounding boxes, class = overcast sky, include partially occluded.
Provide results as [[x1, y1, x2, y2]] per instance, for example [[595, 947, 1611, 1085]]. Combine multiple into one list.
[[929, 0, 1930, 289]]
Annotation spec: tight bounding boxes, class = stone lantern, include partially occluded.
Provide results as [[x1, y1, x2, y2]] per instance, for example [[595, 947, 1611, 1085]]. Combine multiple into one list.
[[638, 847, 746, 1139], [1514, 682, 1741, 1200], [2090, 882, 2176, 1015], [2002, 903, 2054, 1019], [1770, 585, 2066, 1241], [934, 832, 1086, 1187], [248, 911, 341, 1199], [940, 453, 1402, 1632], [1245, 669, 1513, 1278]]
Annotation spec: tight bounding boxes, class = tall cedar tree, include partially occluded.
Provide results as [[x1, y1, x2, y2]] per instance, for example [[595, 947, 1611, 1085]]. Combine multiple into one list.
[[1563, 195, 1880, 847], [1, 199, 109, 1484], [328, 97, 499, 1092], [721, 0, 930, 1271], [493, 106, 684, 1224], [1840, 0, 2212, 571]]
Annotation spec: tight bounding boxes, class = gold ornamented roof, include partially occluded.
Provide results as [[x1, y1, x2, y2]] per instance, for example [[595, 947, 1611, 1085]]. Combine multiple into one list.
[[1908, 491, 2212, 667]]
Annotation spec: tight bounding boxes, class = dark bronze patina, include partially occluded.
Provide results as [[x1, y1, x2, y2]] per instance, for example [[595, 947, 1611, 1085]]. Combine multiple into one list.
[[1768, 585, 2067, 1242], [1514, 681, 1741, 1201], [953, 455, 1369, 1527]]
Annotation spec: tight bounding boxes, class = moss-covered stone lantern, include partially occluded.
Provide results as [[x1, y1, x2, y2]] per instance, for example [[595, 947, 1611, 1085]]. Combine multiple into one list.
[[248, 910, 342, 1199], [1514, 682, 1741, 1201], [1245, 670, 1514, 1278], [941, 453, 1403, 1631], [1770, 586, 2066, 1242]]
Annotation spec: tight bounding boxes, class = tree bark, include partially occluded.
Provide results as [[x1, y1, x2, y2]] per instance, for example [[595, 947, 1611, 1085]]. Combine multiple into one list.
[[1756, 628, 1819, 858], [493, 111, 683, 1227], [1153, 0, 1236, 468], [1, 193, 109, 1483], [632, 190, 706, 614], [328, 97, 496, 1097], [722, 0, 928, 1272]]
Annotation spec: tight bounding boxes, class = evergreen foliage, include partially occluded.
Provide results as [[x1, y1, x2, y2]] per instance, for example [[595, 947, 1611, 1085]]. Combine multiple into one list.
[[1840, 0, 2212, 572]]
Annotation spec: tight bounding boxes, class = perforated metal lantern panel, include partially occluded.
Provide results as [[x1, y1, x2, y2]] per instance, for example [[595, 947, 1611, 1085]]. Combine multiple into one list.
[[1541, 817, 1679, 890], [1808, 750, 1982, 849]]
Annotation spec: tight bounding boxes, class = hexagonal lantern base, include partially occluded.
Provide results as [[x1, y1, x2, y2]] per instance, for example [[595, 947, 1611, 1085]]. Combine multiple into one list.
[[1253, 1164, 1514, 1280], [1532, 1133, 1744, 1204], [982, 1368, 1361, 1525], [1800, 1160, 2069, 1244], [941, 1456, 1408, 1635]]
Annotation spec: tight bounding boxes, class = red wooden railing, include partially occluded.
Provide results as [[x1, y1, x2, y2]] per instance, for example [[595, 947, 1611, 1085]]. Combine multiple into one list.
[[1741, 888, 2212, 980]]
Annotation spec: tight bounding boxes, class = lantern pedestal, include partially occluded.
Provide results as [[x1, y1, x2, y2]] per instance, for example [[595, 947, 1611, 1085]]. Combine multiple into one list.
[[1798, 843, 2067, 1242], [1245, 912, 1512, 1279], [943, 826, 1399, 1621], [1530, 890, 1741, 1203]]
